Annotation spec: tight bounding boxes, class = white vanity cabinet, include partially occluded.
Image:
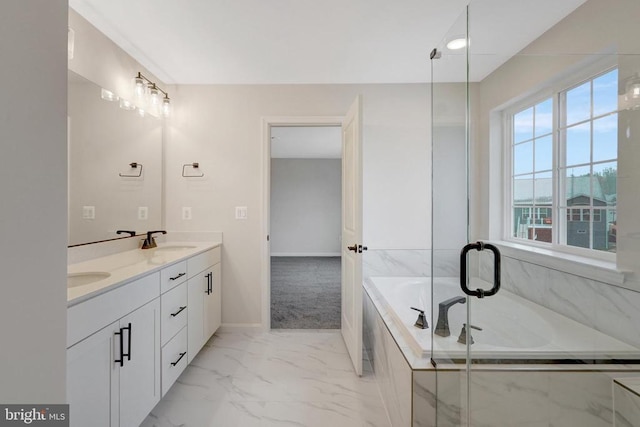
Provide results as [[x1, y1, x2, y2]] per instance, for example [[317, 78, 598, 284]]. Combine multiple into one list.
[[67, 243, 222, 426], [67, 273, 161, 427], [187, 247, 222, 363]]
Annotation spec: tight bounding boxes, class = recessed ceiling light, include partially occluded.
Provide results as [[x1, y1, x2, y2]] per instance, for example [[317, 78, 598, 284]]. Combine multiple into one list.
[[446, 37, 467, 50]]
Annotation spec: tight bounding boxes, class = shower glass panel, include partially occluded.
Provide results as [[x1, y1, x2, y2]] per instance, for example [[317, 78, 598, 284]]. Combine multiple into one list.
[[432, 0, 640, 425]]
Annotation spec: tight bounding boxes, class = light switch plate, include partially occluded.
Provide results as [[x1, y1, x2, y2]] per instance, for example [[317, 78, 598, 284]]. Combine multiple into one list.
[[138, 206, 148, 220], [82, 206, 95, 220], [182, 207, 192, 220], [235, 206, 248, 220]]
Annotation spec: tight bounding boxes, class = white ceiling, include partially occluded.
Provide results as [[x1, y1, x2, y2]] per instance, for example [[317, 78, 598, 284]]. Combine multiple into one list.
[[271, 126, 342, 159], [69, 0, 587, 84]]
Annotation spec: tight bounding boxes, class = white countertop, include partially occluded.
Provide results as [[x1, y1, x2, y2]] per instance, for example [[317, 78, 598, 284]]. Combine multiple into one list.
[[67, 241, 221, 306]]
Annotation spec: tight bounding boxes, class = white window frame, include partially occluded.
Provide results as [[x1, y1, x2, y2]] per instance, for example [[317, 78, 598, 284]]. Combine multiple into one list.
[[503, 59, 618, 262]]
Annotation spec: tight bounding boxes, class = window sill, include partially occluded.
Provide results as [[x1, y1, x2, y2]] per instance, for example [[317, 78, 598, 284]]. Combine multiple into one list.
[[487, 240, 628, 286]]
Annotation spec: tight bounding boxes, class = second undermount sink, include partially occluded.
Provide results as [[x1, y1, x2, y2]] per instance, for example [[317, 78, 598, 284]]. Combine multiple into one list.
[[153, 245, 197, 252], [68, 272, 111, 288]]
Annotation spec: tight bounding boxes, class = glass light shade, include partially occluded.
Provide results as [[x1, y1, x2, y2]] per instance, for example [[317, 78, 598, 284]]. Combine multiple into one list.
[[149, 85, 160, 105], [136, 108, 146, 118], [162, 97, 171, 117], [100, 88, 118, 102], [119, 98, 135, 110], [134, 77, 146, 99]]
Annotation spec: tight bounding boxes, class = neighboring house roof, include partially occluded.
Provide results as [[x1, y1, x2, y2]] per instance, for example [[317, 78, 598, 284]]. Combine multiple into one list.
[[513, 176, 613, 205]]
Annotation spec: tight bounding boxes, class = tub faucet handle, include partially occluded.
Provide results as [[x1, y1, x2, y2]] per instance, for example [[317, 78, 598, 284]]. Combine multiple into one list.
[[410, 307, 429, 329], [457, 323, 482, 345]]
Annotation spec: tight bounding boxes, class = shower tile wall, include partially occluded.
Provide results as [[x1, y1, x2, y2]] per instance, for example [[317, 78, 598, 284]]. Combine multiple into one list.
[[480, 255, 640, 348]]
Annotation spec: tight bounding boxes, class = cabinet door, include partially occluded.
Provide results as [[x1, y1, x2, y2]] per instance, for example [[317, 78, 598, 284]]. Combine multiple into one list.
[[187, 270, 206, 364], [67, 322, 119, 427], [118, 299, 161, 427], [204, 263, 222, 340]]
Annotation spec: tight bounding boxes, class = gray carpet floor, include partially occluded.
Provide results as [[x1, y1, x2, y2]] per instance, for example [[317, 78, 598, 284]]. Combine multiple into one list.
[[271, 256, 341, 329]]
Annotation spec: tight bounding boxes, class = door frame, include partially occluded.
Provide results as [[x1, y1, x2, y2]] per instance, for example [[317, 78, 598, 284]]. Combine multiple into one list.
[[260, 116, 344, 330]]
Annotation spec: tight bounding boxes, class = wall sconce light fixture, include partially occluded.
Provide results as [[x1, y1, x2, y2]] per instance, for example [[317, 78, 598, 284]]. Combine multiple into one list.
[[133, 72, 171, 118]]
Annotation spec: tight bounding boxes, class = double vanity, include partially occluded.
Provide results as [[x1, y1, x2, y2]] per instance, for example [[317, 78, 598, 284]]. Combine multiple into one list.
[[66, 240, 222, 427]]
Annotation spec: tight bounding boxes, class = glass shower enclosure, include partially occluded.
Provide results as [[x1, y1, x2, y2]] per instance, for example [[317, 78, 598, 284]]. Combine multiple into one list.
[[430, 0, 640, 425]]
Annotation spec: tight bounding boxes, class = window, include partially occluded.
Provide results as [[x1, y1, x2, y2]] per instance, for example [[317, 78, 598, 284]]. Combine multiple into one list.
[[509, 68, 618, 254]]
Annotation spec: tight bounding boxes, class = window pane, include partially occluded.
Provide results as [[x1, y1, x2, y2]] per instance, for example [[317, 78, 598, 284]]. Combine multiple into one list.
[[593, 69, 618, 116], [535, 99, 553, 137], [603, 209, 617, 253], [566, 81, 591, 125], [514, 174, 533, 204], [535, 135, 552, 172], [566, 211, 590, 249], [593, 161, 617, 203], [534, 171, 552, 205], [565, 165, 591, 205], [591, 208, 609, 251], [593, 114, 617, 163], [566, 123, 591, 166], [514, 141, 533, 175], [514, 107, 534, 143], [513, 207, 532, 239]]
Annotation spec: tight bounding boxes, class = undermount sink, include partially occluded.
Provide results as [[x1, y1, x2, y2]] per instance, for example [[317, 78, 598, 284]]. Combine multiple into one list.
[[153, 245, 196, 252], [68, 272, 111, 288]]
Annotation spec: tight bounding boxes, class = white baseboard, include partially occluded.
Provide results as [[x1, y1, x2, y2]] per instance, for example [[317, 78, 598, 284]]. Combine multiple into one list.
[[271, 252, 341, 257]]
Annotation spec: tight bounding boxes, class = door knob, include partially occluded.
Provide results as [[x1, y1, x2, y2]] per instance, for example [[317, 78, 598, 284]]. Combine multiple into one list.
[[347, 244, 358, 252]]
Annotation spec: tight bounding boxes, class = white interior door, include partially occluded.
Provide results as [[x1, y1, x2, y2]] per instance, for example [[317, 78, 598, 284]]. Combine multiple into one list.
[[341, 96, 363, 376]]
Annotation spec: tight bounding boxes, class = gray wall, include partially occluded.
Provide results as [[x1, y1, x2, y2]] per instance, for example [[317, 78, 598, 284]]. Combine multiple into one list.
[[271, 159, 341, 256], [0, 0, 68, 402]]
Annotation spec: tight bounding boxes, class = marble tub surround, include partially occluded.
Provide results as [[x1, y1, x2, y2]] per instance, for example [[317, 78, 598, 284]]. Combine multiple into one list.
[[363, 249, 459, 280], [368, 276, 640, 361], [141, 330, 391, 427], [480, 252, 640, 349], [67, 241, 221, 305], [614, 378, 640, 427], [363, 280, 640, 427]]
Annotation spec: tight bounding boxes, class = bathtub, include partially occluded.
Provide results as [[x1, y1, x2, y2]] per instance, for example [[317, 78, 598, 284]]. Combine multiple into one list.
[[365, 276, 640, 361]]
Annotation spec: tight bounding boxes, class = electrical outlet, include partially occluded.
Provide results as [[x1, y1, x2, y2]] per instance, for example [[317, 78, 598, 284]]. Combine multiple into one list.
[[235, 206, 248, 220], [182, 207, 192, 220], [82, 206, 95, 220], [138, 206, 148, 220]]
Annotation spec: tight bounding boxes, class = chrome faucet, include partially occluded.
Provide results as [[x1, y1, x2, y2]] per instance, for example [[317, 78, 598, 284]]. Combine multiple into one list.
[[410, 307, 428, 329], [141, 230, 166, 249], [434, 296, 466, 337]]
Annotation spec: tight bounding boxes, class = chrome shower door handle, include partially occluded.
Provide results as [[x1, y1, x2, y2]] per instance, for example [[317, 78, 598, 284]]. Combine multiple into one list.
[[460, 241, 501, 298]]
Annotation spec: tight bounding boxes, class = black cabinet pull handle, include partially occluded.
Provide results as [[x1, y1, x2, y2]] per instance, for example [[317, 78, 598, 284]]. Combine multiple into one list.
[[170, 306, 187, 317], [114, 328, 124, 367], [347, 244, 358, 252], [170, 272, 186, 281], [114, 322, 132, 366], [205, 272, 213, 295], [123, 323, 132, 361], [171, 352, 187, 367], [460, 241, 501, 298]]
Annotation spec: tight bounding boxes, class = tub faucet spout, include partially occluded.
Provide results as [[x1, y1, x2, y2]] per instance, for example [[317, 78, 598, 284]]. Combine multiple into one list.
[[434, 296, 466, 337]]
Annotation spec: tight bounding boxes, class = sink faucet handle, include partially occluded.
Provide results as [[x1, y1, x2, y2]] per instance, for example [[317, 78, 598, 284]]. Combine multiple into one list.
[[467, 323, 482, 331], [116, 230, 136, 237], [410, 307, 424, 314]]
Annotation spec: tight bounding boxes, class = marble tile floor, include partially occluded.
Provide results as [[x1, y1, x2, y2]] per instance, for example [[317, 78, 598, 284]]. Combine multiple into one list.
[[141, 330, 391, 427]]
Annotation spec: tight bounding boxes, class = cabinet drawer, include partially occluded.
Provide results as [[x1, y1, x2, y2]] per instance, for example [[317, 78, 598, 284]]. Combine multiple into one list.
[[161, 327, 188, 397], [161, 282, 187, 346], [187, 247, 220, 277], [160, 261, 188, 294]]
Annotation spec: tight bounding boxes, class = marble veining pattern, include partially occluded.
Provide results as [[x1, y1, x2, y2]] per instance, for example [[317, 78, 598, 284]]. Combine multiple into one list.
[[141, 330, 391, 427], [614, 378, 640, 427]]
